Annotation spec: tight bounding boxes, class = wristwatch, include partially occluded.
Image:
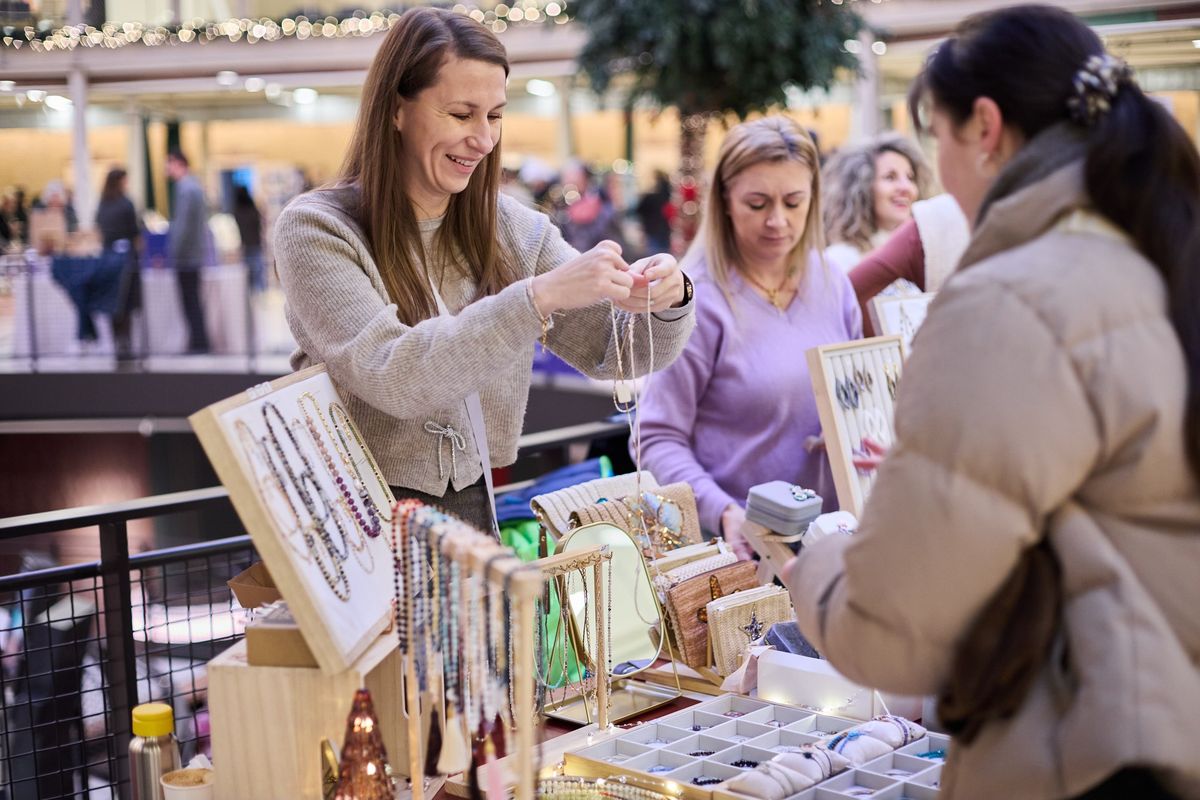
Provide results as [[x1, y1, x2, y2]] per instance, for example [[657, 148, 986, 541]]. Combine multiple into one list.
[[671, 272, 694, 308]]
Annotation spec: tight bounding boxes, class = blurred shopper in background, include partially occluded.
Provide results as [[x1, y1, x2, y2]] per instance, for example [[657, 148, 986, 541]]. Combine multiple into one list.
[[639, 117, 861, 559], [636, 170, 674, 256], [0, 194, 14, 250], [95, 167, 142, 359], [166, 150, 211, 353], [823, 133, 932, 294], [233, 185, 265, 292], [556, 161, 626, 252], [848, 192, 969, 334], [787, 6, 1200, 799]]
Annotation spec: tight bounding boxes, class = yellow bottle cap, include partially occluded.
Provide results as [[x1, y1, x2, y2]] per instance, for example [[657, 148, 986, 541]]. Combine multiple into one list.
[[132, 702, 175, 738]]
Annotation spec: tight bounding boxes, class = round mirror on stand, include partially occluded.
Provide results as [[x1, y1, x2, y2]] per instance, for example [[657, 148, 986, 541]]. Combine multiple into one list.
[[550, 523, 682, 725]]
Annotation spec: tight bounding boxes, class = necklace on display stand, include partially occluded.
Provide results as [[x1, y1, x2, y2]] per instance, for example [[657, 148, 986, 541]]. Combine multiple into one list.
[[437, 537, 470, 775], [262, 402, 352, 565], [329, 401, 392, 522], [290, 419, 376, 575], [298, 391, 383, 539], [234, 420, 311, 563], [250, 416, 352, 600]]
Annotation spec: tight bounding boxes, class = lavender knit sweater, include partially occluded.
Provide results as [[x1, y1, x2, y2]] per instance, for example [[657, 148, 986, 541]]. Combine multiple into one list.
[[637, 253, 861, 532]]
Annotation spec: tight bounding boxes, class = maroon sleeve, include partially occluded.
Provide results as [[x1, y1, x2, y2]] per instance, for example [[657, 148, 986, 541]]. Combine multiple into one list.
[[848, 220, 926, 336]]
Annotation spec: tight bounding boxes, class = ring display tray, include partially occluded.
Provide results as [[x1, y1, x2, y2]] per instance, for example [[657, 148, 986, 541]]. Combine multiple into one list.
[[562, 695, 949, 800]]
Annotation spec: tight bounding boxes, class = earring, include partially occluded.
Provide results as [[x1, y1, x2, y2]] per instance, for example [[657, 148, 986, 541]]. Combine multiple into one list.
[[976, 152, 991, 174]]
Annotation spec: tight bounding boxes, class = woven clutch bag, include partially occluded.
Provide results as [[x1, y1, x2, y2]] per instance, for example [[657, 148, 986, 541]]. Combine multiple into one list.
[[653, 552, 737, 595], [530, 471, 658, 543], [664, 561, 758, 669], [707, 585, 793, 676], [569, 482, 702, 557]]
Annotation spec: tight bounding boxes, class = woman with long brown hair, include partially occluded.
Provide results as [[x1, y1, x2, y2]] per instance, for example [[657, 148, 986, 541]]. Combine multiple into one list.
[[273, 8, 694, 531]]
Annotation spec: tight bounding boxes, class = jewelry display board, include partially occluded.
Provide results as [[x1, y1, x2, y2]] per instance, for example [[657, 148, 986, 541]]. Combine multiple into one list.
[[190, 364, 396, 674], [806, 336, 905, 517], [868, 293, 935, 355], [563, 694, 948, 800]]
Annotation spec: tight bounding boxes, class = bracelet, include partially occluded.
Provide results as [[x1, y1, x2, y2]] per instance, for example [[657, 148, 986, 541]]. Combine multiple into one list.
[[527, 278, 553, 348]]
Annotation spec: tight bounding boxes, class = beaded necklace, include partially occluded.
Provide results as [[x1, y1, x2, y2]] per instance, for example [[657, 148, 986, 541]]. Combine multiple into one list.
[[254, 411, 350, 601], [234, 420, 310, 563], [299, 392, 383, 538], [290, 419, 376, 575], [261, 402, 351, 565], [329, 401, 392, 522], [391, 503, 411, 655]]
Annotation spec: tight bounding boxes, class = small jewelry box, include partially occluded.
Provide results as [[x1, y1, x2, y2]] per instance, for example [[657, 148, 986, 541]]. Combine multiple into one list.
[[745, 481, 824, 537]]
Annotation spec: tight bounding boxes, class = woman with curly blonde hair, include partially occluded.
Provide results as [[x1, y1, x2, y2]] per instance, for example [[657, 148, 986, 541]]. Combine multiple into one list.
[[822, 133, 932, 281]]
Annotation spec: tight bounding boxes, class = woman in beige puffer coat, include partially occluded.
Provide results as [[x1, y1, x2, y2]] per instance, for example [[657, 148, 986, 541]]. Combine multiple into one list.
[[786, 6, 1200, 800]]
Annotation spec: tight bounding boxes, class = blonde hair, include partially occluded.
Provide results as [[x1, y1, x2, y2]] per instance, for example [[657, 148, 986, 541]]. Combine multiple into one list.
[[822, 133, 931, 253], [683, 116, 824, 302]]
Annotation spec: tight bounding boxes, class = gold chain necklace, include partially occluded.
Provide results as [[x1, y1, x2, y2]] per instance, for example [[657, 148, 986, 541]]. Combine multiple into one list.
[[742, 267, 796, 310]]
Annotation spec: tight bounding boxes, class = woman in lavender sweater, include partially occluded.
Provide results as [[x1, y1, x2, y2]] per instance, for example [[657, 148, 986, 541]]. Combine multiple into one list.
[[639, 117, 861, 557]]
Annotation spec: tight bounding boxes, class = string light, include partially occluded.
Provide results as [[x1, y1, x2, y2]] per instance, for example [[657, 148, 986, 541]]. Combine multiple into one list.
[[0, 1, 569, 53]]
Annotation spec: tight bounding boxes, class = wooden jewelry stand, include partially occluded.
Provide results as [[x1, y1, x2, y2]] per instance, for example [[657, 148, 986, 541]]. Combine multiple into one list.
[[806, 336, 906, 517], [191, 366, 404, 800], [736, 520, 798, 587], [399, 511, 547, 800], [444, 545, 619, 799]]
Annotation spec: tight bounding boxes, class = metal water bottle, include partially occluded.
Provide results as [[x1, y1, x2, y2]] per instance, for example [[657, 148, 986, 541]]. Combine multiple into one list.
[[129, 702, 181, 800]]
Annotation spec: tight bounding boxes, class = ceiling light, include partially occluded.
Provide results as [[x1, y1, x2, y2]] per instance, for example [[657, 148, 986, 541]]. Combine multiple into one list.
[[0, 80, 14, 92], [25, 89, 46, 102], [871, 41, 887, 55], [44, 94, 72, 110], [244, 77, 265, 92], [843, 39, 862, 54], [1193, 39, 1200, 48], [525, 78, 556, 97], [216, 70, 239, 87], [292, 87, 318, 105], [265, 83, 282, 99]]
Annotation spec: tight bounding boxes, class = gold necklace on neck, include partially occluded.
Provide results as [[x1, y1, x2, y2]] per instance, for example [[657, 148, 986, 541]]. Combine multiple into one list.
[[742, 267, 796, 310]]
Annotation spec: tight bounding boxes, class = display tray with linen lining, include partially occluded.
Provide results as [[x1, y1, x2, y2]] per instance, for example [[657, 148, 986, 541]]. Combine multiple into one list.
[[563, 694, 948, 800]]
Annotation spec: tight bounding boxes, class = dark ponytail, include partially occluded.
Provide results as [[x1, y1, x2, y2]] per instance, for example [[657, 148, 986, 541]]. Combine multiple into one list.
[[1086, 88, 1200, 476], [910, 4, 1200, 476]]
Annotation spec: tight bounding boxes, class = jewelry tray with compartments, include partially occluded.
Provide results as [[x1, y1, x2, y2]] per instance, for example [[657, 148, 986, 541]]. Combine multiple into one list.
[[563, 694, 950, 800]]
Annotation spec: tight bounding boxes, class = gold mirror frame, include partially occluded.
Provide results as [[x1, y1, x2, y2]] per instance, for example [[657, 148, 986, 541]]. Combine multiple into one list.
[[546, 523, 682, 725]]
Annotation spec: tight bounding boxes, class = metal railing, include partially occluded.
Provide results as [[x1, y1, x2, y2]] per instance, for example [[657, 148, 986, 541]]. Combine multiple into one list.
[[0, 418, 626, 799]]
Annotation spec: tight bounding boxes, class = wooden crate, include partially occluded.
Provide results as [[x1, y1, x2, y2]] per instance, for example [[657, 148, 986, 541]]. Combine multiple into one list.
[[209, 634, 407, 800]]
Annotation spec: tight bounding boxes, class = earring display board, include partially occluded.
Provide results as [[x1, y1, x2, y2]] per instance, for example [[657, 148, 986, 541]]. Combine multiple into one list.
[[190, 364, 396, 674], [806, 336, 905, 518], [869, 293, 935, 354]]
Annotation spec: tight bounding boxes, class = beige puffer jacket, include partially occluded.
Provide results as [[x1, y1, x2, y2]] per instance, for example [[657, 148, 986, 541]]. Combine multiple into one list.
[[786, 160, 1200, 799]]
